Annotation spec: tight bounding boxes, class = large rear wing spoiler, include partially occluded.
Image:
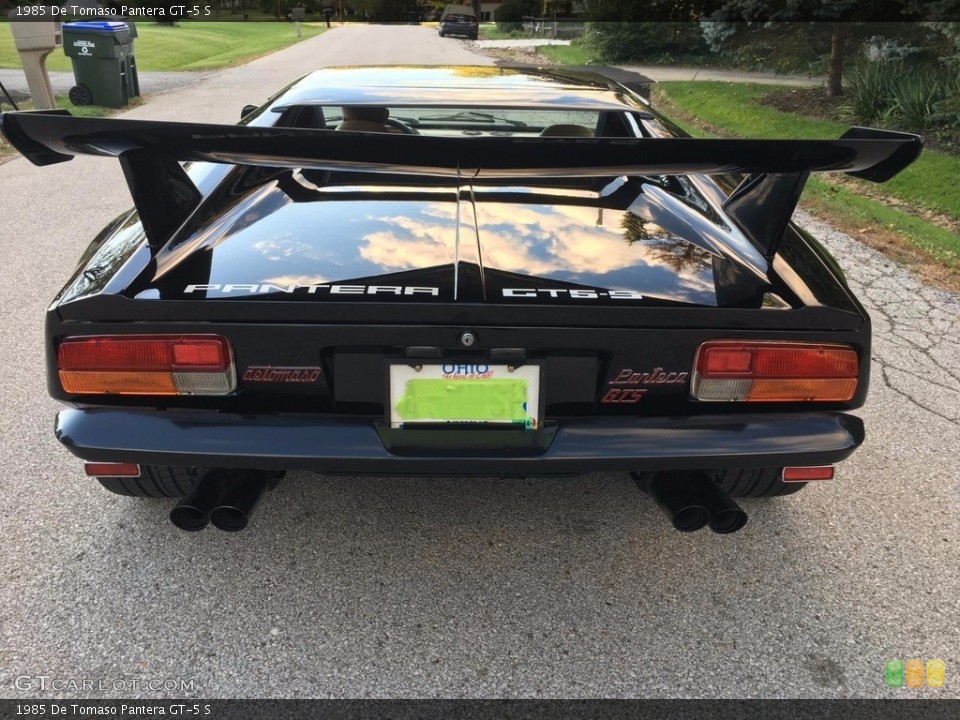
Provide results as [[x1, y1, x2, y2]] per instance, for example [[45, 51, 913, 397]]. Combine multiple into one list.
[[1, 110, 922, 259]]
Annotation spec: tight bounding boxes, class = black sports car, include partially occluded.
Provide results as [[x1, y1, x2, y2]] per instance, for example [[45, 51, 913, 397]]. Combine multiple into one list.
[[1, 66, 921, 534]]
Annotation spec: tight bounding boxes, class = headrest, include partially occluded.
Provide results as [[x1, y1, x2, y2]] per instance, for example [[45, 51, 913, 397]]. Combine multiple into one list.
[[538, 124, 594, 137]]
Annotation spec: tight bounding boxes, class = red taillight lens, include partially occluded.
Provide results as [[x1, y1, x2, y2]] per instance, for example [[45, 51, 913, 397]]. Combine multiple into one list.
[[782, 466, 835, 482], [58, 335, 235, 396], [692, 341, 859, 402], [84, 462, 141, 478]]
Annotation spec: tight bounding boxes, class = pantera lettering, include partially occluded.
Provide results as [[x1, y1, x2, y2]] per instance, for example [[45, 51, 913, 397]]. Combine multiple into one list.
[[186, 284, 439, 296]]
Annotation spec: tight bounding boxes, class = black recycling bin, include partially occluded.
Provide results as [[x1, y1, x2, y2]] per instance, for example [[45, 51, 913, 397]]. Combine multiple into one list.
[[63, 21, 139, 108]]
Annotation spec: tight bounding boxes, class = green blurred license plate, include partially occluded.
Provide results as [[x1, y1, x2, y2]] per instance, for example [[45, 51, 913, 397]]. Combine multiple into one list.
[[389, 363, 540, 429]]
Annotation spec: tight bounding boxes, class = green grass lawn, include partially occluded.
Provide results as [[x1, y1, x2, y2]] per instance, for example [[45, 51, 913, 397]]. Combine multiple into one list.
[[479, 24, 533, 40], [655, 81, 960, 268], [0, 21, 325, 73], [539, 42, 590, 65]]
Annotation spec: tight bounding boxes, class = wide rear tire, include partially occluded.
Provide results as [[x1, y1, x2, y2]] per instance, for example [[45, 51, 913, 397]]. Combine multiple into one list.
[[717, 468, 807, 497], [96, 466, 203, 498], [632, 468, 806, 498]]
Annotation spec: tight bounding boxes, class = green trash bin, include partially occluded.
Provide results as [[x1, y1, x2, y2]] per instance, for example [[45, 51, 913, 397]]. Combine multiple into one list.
[[63, 21, 136, 108]]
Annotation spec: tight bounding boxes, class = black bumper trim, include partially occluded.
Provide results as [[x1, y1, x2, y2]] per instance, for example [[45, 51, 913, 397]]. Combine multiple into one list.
[[55, 408, 864, 474]]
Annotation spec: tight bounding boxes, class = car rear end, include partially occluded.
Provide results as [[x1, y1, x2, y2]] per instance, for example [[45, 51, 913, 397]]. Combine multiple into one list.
[[3, 67, 919, 534], [45, 180, 870, 534], [439, 5, 478, 38]]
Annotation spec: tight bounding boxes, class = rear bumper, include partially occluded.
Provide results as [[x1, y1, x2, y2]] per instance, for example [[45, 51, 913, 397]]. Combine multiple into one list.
[[56, 408, 864, 475]]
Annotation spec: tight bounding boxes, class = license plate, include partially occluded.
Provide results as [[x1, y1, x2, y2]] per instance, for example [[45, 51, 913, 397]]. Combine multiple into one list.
[[389, 362, 540, 429]]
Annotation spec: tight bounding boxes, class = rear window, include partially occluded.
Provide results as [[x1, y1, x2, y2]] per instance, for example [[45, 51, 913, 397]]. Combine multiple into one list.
[[443, 14, 475, 22], [296, 106, 605, 137]]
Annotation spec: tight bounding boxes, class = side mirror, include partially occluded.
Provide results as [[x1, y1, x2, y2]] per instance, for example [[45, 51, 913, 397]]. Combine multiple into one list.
[[241, 104, 258, 120]]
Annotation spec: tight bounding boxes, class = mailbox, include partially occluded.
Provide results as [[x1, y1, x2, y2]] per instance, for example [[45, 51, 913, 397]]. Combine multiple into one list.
[[8, 17, 62, 110], [10, 21, 63, 51]]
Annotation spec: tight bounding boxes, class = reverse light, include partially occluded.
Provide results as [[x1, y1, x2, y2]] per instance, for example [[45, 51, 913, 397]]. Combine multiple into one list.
[[691, 341, 858, 402], [58, 335, 235, 395]]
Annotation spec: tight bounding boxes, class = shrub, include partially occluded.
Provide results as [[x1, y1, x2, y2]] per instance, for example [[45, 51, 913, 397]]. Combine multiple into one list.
[[846, 61, 959, 131], [888, 70, 952, 129], [845, 62, 894, 122], [494, 0, 538, 32], [583, 22, 707, 64]]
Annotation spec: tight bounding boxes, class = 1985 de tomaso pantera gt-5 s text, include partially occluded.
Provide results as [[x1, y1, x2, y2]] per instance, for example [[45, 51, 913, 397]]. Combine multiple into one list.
[[2, 66, 921, 534]]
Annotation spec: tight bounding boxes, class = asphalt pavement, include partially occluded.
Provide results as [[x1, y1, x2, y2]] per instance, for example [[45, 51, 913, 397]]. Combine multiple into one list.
[[0, 68, 211, 104], [1, 25, 958, 700]]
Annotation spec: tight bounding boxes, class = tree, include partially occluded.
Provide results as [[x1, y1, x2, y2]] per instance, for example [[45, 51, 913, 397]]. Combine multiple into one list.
[[582, 1, 720, 63], [348, 0, 418, 21], [701, 1, 921, 96], [494, 0, 538, 31], [908, 1, 960, 62]]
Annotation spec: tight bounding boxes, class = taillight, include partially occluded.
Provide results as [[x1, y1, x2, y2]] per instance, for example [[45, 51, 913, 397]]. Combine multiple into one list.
[[691, 341, 858, 402], [58, 335, 235, 395]]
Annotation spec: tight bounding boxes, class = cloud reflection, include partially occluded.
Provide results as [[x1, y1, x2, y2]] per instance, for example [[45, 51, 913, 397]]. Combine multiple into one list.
[[357, 200, 717, 301]]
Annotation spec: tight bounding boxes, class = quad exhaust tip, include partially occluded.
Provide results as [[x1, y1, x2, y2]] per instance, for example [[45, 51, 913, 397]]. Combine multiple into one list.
[[635, 471, 748, 534], [170, 469, 273, 532]]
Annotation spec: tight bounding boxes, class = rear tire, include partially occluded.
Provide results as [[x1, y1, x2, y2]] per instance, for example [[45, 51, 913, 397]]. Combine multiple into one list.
[[632, 468, 806, 498], [96, 466, 204, 498], [716, 468, 806, 497]]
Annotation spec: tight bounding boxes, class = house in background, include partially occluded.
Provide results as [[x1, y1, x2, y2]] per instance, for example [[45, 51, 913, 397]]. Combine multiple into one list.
[[478, 0, 503, 21]]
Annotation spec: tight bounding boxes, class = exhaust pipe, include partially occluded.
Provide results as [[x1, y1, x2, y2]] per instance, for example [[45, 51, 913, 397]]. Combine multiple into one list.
[[633, 471, 749, 534], [169, 468, 231, 532], [209, 470, 271, 532], [640, 471, 711, 532], [690, 472, 749, 534]]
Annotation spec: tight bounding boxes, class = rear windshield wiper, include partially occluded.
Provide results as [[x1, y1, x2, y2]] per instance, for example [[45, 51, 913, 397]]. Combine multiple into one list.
[[416, 111, 527, 127]]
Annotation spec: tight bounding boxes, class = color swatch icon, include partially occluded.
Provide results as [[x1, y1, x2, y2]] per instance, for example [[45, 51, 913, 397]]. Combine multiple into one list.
[[906, 658, 925, 688], [927, 659, 946, 688], [885, 659, 904, 687], [886, 658, 946, 688]]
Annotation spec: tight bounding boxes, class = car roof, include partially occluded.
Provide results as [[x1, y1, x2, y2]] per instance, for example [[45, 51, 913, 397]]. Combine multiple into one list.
[[442, 4, 477, 15], [270, 66, 649, 112]]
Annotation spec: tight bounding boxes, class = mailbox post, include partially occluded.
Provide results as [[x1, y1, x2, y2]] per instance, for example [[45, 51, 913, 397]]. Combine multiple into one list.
[[8, 16, 62, 110], [289, 6, 306, 38]]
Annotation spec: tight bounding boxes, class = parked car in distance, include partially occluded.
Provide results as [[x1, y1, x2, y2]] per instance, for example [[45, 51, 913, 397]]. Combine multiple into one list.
[[0, 66, 922, 536], [438, 4, 478, 39]]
